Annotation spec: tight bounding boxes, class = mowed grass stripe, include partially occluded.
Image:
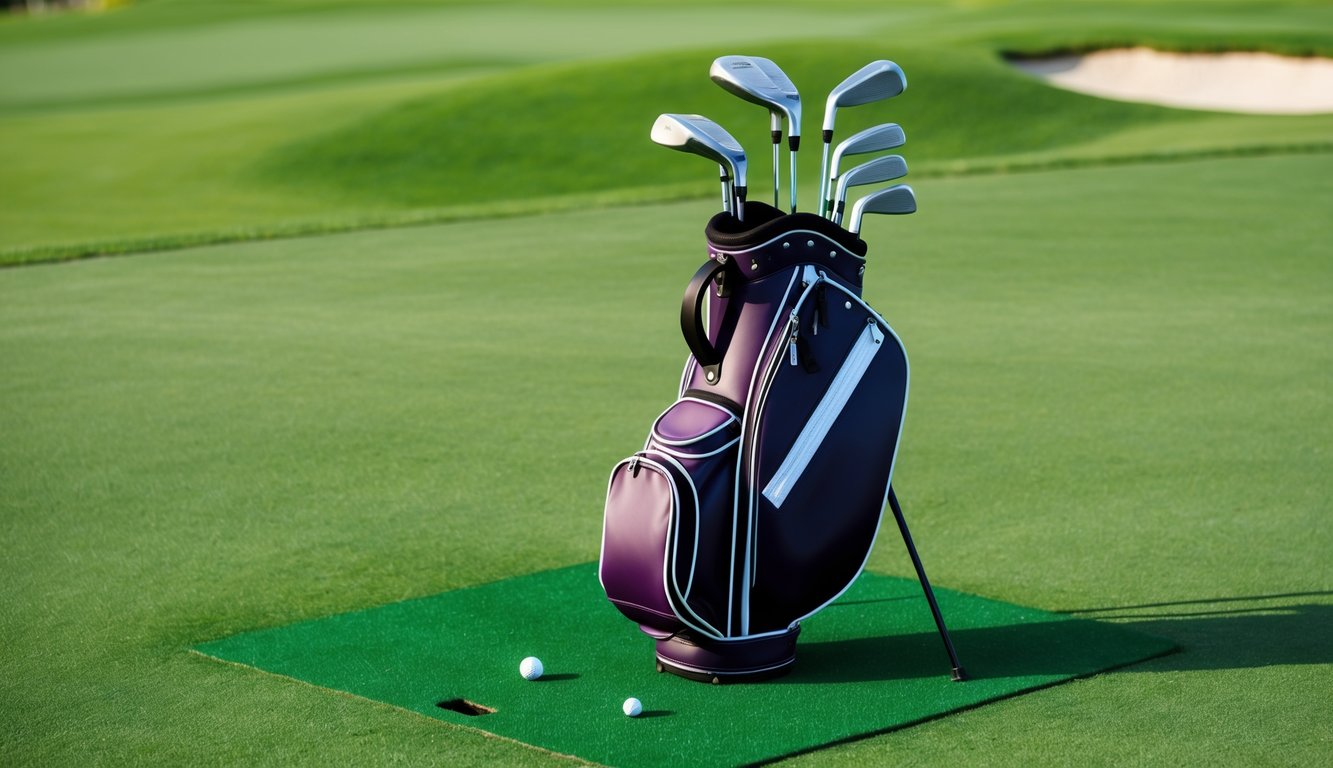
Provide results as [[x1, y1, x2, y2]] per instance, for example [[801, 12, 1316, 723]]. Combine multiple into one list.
[[1, 154, 1328, 765]]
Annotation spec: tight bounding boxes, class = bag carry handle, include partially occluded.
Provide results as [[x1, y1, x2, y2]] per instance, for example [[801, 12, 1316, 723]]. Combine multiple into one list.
[[681, 259, 729, 385]]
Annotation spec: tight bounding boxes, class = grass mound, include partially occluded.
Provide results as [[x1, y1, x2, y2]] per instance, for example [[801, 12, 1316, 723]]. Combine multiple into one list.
[[257, 41, 1180, 208]]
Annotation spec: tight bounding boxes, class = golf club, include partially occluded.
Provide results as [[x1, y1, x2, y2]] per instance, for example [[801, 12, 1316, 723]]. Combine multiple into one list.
[[817, 60, 907, 218], [832, 154, 908, 226], [848, 183, 916, 234], [823, 123, 906, 218], [710, 55, 801, 213], [651, 113, 749, 221]]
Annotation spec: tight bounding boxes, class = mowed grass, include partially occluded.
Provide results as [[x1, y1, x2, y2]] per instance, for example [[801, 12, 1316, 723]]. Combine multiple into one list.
[[2, 0, 1331, 764], [2, 0, 1331, 262], [2, 153, 1329, 765]]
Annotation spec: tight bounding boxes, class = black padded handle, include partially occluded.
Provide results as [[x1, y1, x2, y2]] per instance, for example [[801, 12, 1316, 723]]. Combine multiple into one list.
[[681, 259, 729, 385]]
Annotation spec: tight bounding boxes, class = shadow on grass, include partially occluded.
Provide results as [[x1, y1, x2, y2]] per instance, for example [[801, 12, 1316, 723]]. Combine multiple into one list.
[[1065, 592, 1333, 673], [787, 594, 1331, 685]]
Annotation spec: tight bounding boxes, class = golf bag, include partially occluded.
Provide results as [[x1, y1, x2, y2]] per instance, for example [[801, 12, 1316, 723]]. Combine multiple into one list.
[[599, 201, 923, 681]]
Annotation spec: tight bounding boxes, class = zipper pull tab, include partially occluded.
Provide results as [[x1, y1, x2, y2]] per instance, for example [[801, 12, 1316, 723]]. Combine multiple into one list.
[[815, 282, 829, 330], [628, 456, 641, 477], [788, 327, 800, 366], [796, 333, 819, 373]]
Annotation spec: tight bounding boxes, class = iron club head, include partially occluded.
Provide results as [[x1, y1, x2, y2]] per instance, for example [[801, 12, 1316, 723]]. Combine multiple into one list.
[[821, 60, 907, 134], [825, 123, 906, 213], [849, 183, 916, 234], [833, 154, 908, 225]]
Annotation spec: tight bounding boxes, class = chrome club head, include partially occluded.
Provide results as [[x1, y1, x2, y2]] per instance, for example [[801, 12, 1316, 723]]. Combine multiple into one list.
[[651, 113, 749, 220], [825, 123, 906, 215], [849, 183, 916, 234], [821, 60, 907, 133], [832, 154, 908, 225], [710, 55, 802, 212]]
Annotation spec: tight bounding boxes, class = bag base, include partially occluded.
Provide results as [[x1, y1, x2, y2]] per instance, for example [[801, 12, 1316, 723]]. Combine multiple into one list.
[[654, 626, 801, 684]]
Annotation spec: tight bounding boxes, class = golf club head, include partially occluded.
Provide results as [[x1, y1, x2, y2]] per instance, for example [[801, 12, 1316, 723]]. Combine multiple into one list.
[[850, 184, 916, 234], [651, 113, 749, 212], [834, 154, 908, 222], [710, 55, 802, 137], [826, 123, 906, 212], [821, 60, 907, 133], [830, 123, 906, 176]]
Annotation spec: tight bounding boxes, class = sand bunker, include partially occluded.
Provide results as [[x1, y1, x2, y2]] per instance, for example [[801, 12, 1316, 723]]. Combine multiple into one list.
[[1010, 48, 1333, 114]]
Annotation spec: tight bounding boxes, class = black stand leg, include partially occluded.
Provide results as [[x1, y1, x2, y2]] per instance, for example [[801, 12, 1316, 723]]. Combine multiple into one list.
[[888, 486, 967, 682]]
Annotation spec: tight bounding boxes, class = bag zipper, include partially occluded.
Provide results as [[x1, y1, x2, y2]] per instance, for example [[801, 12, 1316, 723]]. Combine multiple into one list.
[[761, 320, 886, 508]]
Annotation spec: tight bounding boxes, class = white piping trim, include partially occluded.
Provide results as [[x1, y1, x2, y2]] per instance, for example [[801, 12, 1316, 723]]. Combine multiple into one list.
[[763, 322, 884, 507], [734, 268, 803, 636], [653, 653, 795, 677], [709, 228, 865, 263], [644, 455, 726, 639], [599, 456, 725, 639], [651, 397, 738, 447], [678, 354, 694, 398], [653, 436, 740, 460]]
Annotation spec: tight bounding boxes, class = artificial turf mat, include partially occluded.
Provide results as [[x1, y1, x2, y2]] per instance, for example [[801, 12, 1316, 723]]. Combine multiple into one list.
[[195, 563, 1174, 766]]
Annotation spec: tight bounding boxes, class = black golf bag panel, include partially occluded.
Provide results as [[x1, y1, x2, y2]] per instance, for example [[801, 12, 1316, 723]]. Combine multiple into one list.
[[744, 274, 908, 634]]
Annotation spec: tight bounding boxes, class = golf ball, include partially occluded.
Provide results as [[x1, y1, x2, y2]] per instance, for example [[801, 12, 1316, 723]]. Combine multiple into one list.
[[622, 697, 643, 718], [519, 656, 544, 681]]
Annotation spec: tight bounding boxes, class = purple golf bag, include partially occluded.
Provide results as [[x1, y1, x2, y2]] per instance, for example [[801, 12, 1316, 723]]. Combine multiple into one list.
[[599, 201, 964, 683]]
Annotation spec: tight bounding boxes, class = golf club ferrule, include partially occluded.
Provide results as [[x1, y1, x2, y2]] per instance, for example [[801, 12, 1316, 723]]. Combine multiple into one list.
[[788, 135, 800, 151], [822, 129, 834, 143]]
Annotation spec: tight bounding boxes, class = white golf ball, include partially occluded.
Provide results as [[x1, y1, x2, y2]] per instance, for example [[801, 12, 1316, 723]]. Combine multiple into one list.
[[622, 697, 643, 718], [519, 656, 544, 681]]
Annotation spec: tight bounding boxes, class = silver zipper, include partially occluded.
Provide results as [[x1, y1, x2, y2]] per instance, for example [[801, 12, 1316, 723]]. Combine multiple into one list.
[[762, 320, 885, 508]]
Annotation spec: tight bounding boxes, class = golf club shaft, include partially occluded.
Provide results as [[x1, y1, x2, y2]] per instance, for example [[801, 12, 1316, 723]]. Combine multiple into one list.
[[818, 138, 832, 218], [833, 174, 851, 225], [789, 135, 800, 213], [771, 114, 782, 208], [718, 167, 732, 215]]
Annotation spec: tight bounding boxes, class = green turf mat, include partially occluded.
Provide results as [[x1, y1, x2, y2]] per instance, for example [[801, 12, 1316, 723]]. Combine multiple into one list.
[[195, 563, 1174, 766]]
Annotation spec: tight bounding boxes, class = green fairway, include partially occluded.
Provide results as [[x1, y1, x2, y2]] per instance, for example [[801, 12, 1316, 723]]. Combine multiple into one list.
[[3, 153, 1329, 765], [2, 0, 1331, 765]]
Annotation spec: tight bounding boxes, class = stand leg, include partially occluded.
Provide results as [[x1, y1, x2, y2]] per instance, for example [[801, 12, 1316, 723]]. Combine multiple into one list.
[[888, 486, 967, 682]]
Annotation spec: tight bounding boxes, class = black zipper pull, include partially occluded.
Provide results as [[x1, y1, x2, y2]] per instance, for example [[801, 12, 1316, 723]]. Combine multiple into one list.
[[796, 332, 819, 374]]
